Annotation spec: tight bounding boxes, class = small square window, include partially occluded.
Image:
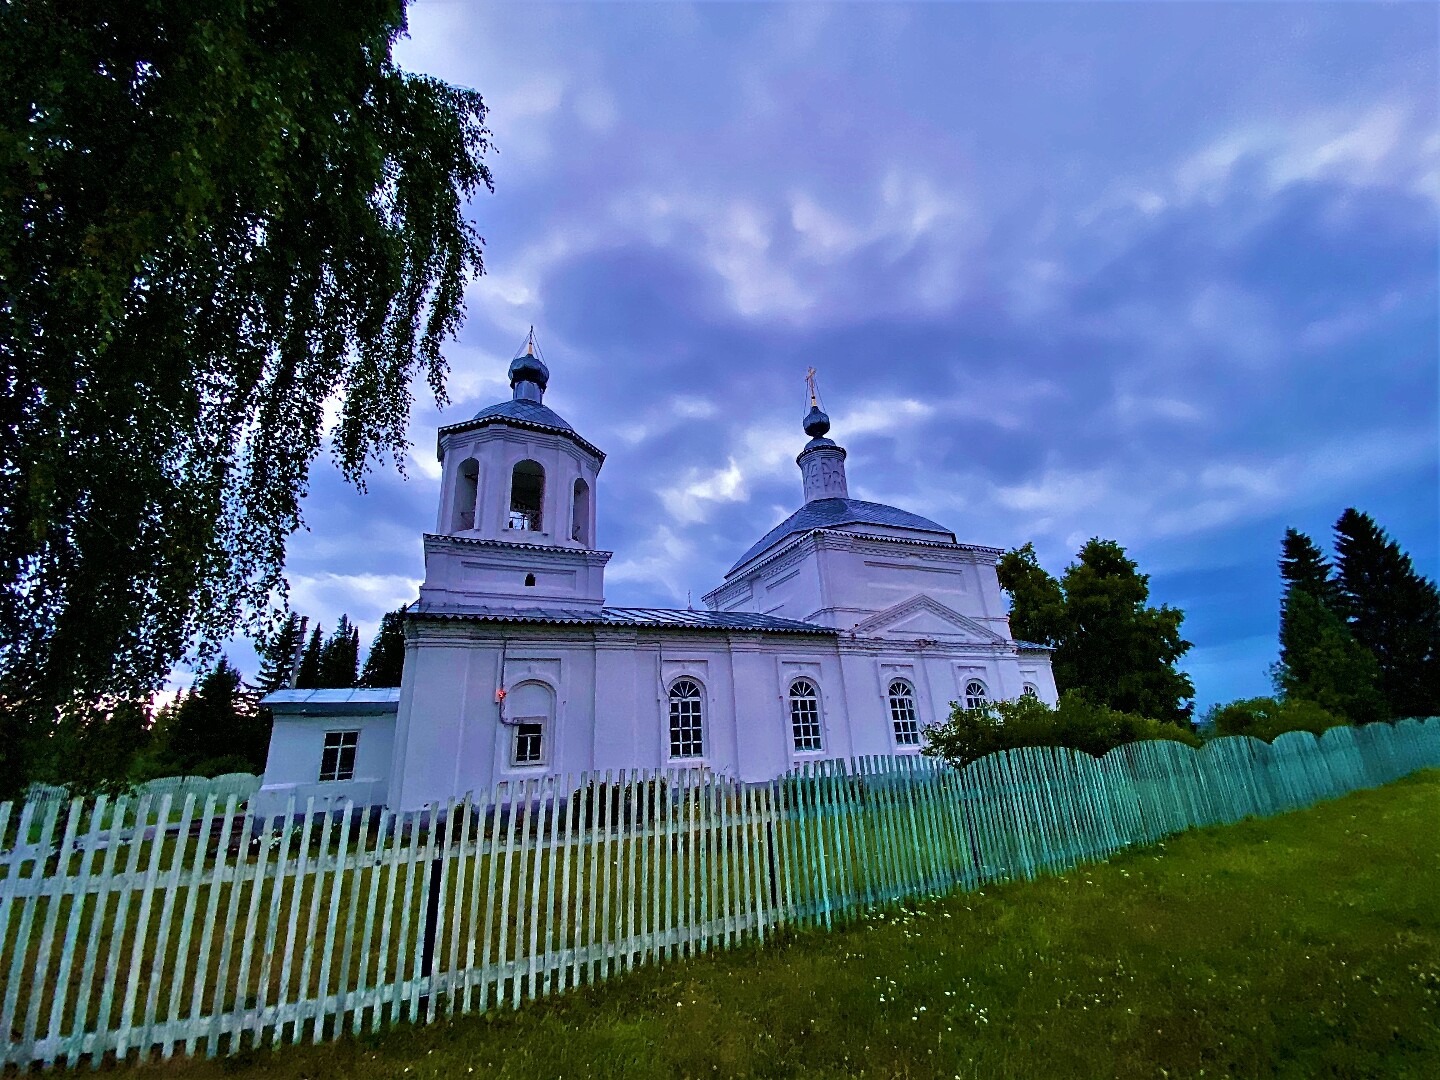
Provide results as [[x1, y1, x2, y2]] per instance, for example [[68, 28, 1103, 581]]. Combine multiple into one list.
[[513, 721, 544, 765], [319, 731, 359, 782]]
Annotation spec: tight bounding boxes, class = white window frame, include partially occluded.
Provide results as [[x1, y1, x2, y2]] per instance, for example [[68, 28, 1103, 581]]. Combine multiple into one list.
[[510, 715, 546, 766], [888, 679, 920, 747], [319, 730, 359, 782], [964, 679, 989, 711], [668, 677, 706, 760], [789, 678, 824, 754]]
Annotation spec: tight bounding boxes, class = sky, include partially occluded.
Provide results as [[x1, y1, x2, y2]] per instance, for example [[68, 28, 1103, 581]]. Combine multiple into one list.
[[217, 2, 1440, 715]]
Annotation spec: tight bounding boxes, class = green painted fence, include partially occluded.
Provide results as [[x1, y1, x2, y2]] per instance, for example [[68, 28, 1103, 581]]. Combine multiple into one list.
[[1, 719, 1437, 1069]]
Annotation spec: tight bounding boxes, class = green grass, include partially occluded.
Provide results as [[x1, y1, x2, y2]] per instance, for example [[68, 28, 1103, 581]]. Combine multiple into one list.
[[105, 769, 1440, 1079]]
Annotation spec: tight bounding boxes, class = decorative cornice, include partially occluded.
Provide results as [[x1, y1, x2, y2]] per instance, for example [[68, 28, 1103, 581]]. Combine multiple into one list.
[[435, 415, 605, 463], [423, 533, 614, 563]]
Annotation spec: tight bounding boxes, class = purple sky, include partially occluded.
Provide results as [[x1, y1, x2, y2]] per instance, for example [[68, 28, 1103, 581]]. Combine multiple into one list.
[[212, 2, 1440, 715]]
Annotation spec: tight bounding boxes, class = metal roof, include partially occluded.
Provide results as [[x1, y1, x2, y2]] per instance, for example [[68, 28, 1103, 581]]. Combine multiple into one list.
[[260, 688, 402, 713], [727, 497, 956, 576], [471, 398, 574, 430], [412, 604, 837, 635], [436, 399, 605, 461]]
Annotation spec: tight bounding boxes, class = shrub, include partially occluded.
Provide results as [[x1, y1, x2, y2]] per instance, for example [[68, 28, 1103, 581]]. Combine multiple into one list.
[[921, 691, 1201, 769], [1204, 696, 1349, 742], [569, 777, 670, 829]]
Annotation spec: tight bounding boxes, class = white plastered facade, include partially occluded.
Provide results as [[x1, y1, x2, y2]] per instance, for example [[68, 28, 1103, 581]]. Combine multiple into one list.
[[257, 357, 1056, 814]]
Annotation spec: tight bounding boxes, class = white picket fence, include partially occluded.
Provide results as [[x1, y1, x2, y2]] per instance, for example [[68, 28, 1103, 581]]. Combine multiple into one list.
[[1, 718, 1437, 1070]]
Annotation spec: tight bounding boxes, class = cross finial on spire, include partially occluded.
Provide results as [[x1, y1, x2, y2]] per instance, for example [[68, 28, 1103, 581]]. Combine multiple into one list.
[[525, 326, 537, 357], [805, 366, 820, 408]]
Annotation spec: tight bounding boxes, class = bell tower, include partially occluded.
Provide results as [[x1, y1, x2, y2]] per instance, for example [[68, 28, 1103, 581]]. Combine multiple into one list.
[[418, 332, 611, 612], [796, 368, 849, 503]]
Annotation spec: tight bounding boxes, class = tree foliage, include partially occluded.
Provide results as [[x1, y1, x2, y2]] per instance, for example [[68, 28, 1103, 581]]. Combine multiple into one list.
[[1204, 696, 1348, 743], [253, 612, 306, 696], [997, 540, 1194, 725], [147, 657, 268, 777], [360, 607, 407, 687], [317, 614, 361, 689], [921, 691, 1201, 769], [0, 0, 492, 793], [1332, 510, 1440, 718]]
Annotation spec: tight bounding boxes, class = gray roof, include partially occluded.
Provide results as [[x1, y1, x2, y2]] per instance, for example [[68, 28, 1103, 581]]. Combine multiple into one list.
[[413, 604, 836, 635], [727, 497, 956, 576], [261, 688, 401, 714], [471, 398, 574, 431], [436, 398, 605, 461]]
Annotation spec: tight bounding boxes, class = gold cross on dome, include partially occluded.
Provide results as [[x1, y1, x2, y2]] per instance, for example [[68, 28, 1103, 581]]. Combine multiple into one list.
[[805, 366, 819, 407]]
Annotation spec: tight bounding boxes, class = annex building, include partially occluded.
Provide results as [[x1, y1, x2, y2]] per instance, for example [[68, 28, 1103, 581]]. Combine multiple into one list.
[[256, 343, 1057, 813]]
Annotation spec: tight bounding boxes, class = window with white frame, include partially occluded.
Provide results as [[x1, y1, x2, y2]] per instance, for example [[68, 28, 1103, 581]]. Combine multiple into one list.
[[668, 678, 705, 759], [1022, 683, 1039, 698], [888, 679, 920, 746], [512, 720, 544, 765], [319, 731, 358, 782], [964, 679, 989, 710], [789, 678, 823, 753]]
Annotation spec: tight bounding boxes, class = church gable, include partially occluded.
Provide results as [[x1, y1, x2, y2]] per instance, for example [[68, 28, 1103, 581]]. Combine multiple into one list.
[[851, 594, 1008, 645]]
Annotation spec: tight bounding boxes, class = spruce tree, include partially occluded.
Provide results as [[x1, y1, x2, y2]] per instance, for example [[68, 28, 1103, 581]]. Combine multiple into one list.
[[317, 615, 360, 688], [1276, 591, 1388, 724], [1333, 509, 1440, 717], [360, 608, 408, 688], [294, 625, 324, 690], [254, 613, 306, 694], [159, 657, 266, 775]]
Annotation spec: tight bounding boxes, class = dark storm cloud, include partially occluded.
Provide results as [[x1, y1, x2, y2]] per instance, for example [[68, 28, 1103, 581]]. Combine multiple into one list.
[[213, 2, 1440, 713]]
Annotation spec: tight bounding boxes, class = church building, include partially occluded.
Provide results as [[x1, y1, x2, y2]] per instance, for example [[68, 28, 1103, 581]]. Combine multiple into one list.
[[256, 341, 1057, 813]]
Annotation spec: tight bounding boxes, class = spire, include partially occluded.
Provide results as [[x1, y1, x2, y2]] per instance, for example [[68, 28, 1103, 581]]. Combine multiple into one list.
[[508, 326, 549, 402], [796, 369, 848, 503]]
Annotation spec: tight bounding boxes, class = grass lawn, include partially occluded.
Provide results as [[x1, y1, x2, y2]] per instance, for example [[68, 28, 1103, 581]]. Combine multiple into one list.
[[117, 770, 1440, 1079]]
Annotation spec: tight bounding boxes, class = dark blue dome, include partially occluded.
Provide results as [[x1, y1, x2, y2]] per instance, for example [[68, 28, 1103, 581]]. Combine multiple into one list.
[[508, 353, 549, 390], [727, 498, 955, 576], [803, 405, 830, 438]]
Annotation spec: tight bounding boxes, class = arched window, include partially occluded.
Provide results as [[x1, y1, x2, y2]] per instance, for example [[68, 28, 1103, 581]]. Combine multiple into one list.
[[789, 678, 823, 753], [964, 679, 989, 711], [571, 478, 591, 545], [668, 678, 705, 759], [509, 459, 545, 531], [506, 681, 553, 766], [888, 679, 920, 746], [524, 573, 536, 587], [1021, 683, 1039, 699], [452, 458, 478, 532]]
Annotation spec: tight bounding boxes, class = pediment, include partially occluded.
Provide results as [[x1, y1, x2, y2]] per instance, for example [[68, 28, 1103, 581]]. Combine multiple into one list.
[[851, 594, 1007, 645]]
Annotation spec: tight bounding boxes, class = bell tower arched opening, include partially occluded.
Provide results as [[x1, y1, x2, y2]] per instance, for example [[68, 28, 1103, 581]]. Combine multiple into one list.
[[508, 459, 545, 532], [571, 478, 591, 546], [452, 458, 479, 532]]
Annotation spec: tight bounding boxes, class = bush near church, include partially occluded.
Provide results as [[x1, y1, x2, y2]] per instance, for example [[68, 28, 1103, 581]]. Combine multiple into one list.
[[1202, 696, 1350, 743], [921, 691, 1201, 769]]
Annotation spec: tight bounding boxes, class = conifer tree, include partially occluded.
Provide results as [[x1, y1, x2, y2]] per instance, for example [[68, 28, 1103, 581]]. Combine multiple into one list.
[[1275, 591, 1387, 724], [294, 625, 324, 690], [360, 608, 408, 688], [317, 615, 360, 689], [155, 657, 266, 776], [254, 613, 306, 694], [1333, 509, 1440, 717], [1275, 525, 1387, 722]]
